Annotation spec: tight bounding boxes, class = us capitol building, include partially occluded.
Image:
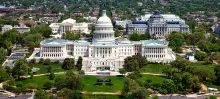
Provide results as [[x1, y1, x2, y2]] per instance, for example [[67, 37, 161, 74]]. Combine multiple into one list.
[[27, 10, 176, 72]]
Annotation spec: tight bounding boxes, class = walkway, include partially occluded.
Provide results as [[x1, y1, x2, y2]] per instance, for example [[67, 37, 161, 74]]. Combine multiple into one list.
[[82, 91, 121, 95], [20, 71, 165, 78], [21, 72, 65, 78]]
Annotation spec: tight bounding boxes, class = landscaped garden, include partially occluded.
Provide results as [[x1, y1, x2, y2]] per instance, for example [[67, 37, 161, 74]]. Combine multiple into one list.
[[83, 76, 125, 92], [15, 75, 125, 92]]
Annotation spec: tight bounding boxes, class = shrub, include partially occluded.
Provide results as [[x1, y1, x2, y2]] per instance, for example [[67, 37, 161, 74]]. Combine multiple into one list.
[[39, 58, 44, 64], [54, 60, 60, 64], [30, 58, 36, 64], [43, 80, 55, 90], [44, 58, 51, 65]]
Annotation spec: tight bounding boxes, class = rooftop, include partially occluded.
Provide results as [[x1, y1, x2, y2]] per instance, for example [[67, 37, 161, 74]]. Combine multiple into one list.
[[141, 40, 166, 46], [42, 39, 67, 45]]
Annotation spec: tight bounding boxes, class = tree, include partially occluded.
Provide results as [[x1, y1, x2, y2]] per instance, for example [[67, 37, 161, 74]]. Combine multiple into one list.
[[39, 58, 44, 64], [76, 56, 83, 70], [129, 33, 151, 41], [49, 72, 55, 80], [76, 18, 88, 23], [62, 58, 75, 70], [63, 31, 81, 40], [0, 47, 7, 64], [30, 58, 36, 64], [12, 59, 29, 79], [123, 55, 147, 72], [214, 66, 220, 85], [78, 70, 85, 76], [34, 89, 49, 99], [162, 65, 176, 78], [170, 57, 188, 72], [30, 73, 33, 79], [44, 58, 51, 65], [0, 66, 9, 82], [123, 78, 140, 93], [195, 51, 207, 61], [47, 65, 52, 73], [132, 87, 150, 99], [119, 68, 126, 76], [114, 29, 120, 37], [24, 83, 38, 89], [39, 26, 52, 38], [182, 72, 193, 90], [161, 79, 177, 94], [72, 90, 82, 99], [23, 33, 43, 45], [57, 88, 73, 99], [192, 76, 201, 93], [64, 71, 83, 90], [44, 80, 55, 89]]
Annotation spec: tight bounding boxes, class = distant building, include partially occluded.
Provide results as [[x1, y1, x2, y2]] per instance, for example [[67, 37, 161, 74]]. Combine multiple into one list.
[[214, 22, 220, 35], [115, 20, 131, 28], [185, 52, 195, 61], [127, 11, 189, 39], [84, 16, 97, 23], [2, 25, 13, 33], [206, 17, 218, 23], [0, 6, 15, 13], [50, 23, 60, 34], [13, 24, 30, 33], [49, 18, 89, 36], [2, 24, 30, 33]]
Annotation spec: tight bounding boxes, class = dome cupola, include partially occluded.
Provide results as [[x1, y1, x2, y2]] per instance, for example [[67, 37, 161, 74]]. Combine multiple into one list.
[[96, 10, 112, 25], [93, 10, 115, 42]]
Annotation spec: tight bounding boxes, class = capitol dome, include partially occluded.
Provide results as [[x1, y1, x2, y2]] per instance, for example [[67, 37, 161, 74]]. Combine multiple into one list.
[[96, 10, 112, 25], [93, 10, 115, 42], [61, 18, 76, 24]]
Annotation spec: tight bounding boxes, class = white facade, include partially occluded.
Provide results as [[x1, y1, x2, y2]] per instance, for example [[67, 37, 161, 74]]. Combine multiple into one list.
[[49, 18, 89, 36], [1, 24, 30, 33], [115, 20, 131, 28], [28, 10, 176, 72], [49, 23, 60, 34], [137, 13, 185, 23], [13, 25, 30, 33], [2, 25, 13, 33], [127, 11, 189, 39]]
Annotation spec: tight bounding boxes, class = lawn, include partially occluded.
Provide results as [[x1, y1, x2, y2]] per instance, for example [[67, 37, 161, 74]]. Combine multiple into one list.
[[29, 63, 66, 74], [139, 75, 167, 84], [83, 76, 125, 92], [189, 62, 217, 70], [139, 64, 169, 73], [15, 75, 125, 92], [16, 76, 50, 88], [83, 94, 121, 99]]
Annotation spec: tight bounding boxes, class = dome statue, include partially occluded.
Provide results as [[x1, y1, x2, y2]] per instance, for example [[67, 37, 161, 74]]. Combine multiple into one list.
[[96, 10, 112, 25]]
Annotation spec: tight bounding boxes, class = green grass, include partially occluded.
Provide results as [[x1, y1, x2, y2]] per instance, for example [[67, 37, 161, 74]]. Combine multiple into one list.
[[16, 76, 50, 88], [139, 62, 217, 74], [139, 64, 169, 73], [83, 76, 125, 92], [139, 75, 167, 84], [15, 75, 125, 92], [189, 62, 217, 69], [29, 63, 66, 74], [83, 94, 121, 99]]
